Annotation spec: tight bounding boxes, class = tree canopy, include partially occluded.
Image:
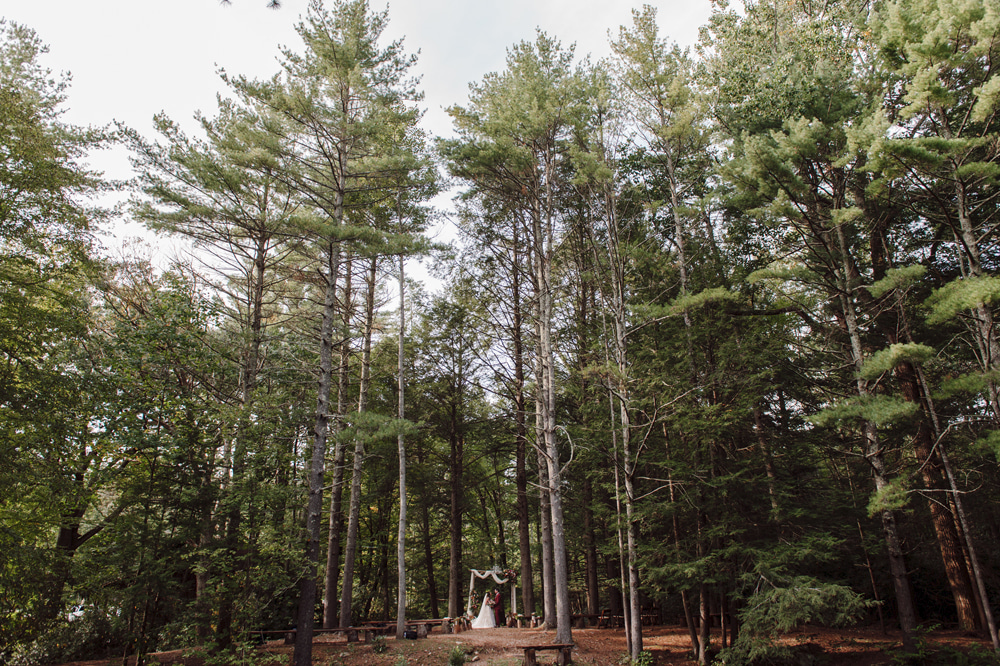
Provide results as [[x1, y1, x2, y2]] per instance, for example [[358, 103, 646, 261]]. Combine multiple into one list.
[[3, 1, 1000, 665]]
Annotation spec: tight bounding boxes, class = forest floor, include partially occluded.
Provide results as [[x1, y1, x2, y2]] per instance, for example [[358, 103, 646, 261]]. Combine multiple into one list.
[[65, 624, 994, 666]]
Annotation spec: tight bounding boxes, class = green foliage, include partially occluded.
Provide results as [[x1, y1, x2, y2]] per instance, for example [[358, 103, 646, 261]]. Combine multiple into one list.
[[859, 343, 936, 379], [670, 287, 741, 313], [809, 395, 919, 427], [371, 634, 389, 654], [718, 577, 870, 666], [447, 645, 468, 666], [5, 0, 1000, 657], [973, 430, 1000, 462], [868, 478, 911, 517], [0, 19, 119, 651], [747, 263, 820, 285], [6, 612, 115, 666], [202, 643, 284, 666], [631, 650, 654, 666], [866, 265, 927, 299], [890, 626, 1000, 666], [938, 370, 1000, 398], [926, 276, 1000, 325]]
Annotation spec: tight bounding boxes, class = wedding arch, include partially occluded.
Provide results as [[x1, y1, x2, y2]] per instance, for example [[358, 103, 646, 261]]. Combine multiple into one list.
[[465, 567, 517, 619]]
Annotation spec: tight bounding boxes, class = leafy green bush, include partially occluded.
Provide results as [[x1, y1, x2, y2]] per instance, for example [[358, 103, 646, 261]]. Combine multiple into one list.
[[890, 627, 1000, 666], [372, 634, 389, 654], [715, 576, 871, 666], [448, 645, 468, 666], [7, 612, 115, 666], [618, 651, 655, 666], [203, 643, 284, 666], [633, 650, 654, 666]]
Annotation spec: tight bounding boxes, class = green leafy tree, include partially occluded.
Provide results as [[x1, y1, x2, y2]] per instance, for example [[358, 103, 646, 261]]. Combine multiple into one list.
[[442, 31, 588, 643], [705, 0, 924, 650], [227, 1, 430, 660], [125, 95, 303, 648], [0, 19, 112, 649]]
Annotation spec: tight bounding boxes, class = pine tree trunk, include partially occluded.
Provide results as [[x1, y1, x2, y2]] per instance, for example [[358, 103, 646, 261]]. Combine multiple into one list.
[[323, 254, 353, 628], [421, 502, 440, 618], [697, 583, 710, 666], [896, 362, 979, 631], [513, 232, 534, 620], [531, 264, 556, 628], [619, 385, 642, 657], [447, 408, 464, 618], [338, 259, 377, 628], [954, 178, 1000, 421], [835, 221, 918, 651], [395, 253, 407, 639], [753, 406, 780, 518], [536, 436, 555, 627], [532, 158, 572, 643], [610, 391, 632, 657], [583, 478, 600, 616], [293, 241, 341, 666]]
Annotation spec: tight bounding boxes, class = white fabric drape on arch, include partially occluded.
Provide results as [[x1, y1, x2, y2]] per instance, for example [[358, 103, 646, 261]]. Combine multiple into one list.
[[465, 568, 517, 619]]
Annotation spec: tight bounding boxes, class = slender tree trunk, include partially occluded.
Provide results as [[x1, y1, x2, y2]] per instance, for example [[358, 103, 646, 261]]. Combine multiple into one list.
[[612, 417, 632, 657], [535, 430, 555, 627], [753, 406, 780, 519], [939, 442, 1000, 650], [396, 253, 408, 638], [583, 478, 600, 616], [834, 221, 918, 651], [619, 386, 642, 656], [323, 254, 353, 628], [597, 167, 642, 658], [914, 365, 1000, 650], [698, 583, 710, 666], [530, 157, 571, 643], [896, 361, 979, 631], [447, 409, 464, 618], [293, 241, 341, 666], [338, 258, 377, 628], [954, 179, 1000, 421], [421, 502, 440, 618], [513, 231, 534, 621], [530, 256, 555, 629]]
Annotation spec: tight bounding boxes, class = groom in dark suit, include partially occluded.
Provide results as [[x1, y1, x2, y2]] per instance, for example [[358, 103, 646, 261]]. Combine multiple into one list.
[[492, 587, 506, 627]]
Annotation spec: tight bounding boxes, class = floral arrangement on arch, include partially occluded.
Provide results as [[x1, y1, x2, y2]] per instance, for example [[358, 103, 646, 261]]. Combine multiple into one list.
[[502, 568, 518, 582]]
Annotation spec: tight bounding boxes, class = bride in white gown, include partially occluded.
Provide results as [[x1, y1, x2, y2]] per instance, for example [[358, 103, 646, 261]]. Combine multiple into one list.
[[471, 592, 495, 629]]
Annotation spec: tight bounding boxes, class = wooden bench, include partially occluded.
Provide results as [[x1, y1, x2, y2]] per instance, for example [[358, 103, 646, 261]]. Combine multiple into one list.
[[404, 618, 450, 637], [277, 626, 377, 644], [597, 611, 623, 628], [362, 618, 450, 638], [521, 643, 573, 665]]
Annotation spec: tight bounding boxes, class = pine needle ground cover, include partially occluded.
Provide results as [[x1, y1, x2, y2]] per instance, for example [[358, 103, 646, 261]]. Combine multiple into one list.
[[42, 626, 997, 666]]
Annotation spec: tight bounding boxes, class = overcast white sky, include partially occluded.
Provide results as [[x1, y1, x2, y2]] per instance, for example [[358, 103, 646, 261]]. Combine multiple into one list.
[[2, 0, 713, 262]]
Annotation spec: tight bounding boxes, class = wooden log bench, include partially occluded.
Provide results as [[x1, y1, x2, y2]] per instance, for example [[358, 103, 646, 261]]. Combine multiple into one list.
[[597, 612, 623, 628], [403, 618, 450, 638], [521, 643, 573, 666], [277, 627, 376, 645]]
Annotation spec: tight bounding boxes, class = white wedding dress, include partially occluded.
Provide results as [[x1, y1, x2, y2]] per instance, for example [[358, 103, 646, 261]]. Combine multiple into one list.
[[471, 592, 495, 629]]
